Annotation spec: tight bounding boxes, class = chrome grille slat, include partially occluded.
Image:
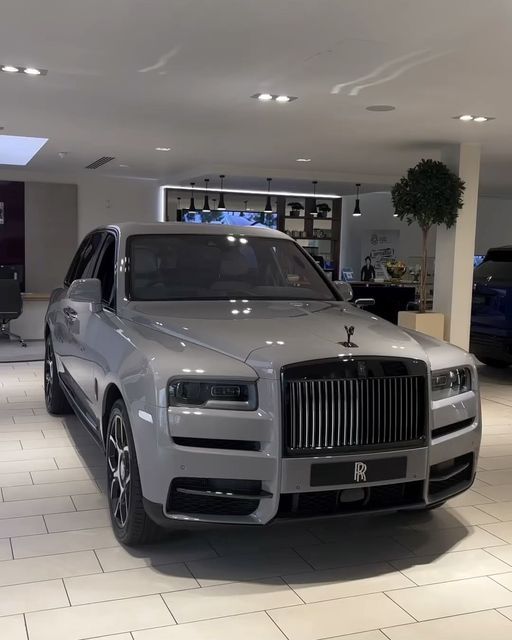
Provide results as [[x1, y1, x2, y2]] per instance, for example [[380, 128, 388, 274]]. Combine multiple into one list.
[[285, 374, 425, 454]]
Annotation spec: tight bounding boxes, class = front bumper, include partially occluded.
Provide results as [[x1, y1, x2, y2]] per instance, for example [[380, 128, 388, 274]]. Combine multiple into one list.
[[133, 381, 481, 527]]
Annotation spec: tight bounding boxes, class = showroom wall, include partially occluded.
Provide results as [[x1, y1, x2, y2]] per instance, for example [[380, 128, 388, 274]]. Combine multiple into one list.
[[340, 192, 437, 274], [475, 196, 512, 254]]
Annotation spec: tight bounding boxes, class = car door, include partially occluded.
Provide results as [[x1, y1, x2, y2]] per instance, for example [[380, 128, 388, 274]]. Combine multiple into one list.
[[56, 231, 106, 405]]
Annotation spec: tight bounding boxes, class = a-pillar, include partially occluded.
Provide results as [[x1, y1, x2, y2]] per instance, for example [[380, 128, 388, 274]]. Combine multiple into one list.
[[433, 143, 481, 349]]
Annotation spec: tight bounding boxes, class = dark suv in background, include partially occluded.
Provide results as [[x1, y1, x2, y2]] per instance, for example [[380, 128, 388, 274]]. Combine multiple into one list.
[[471, 246, 512, 367]]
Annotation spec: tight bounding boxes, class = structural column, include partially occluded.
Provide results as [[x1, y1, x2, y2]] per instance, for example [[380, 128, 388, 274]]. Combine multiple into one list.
[[433, 143, 481, 349]]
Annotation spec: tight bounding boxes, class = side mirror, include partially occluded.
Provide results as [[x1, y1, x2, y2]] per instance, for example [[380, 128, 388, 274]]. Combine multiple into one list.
[[68, 278, 102, 311], [333, 281, 353, 302], [355, 298, 376, 308]]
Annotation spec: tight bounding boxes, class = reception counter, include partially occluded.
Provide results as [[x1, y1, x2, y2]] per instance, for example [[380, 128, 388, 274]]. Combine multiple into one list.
[[10, 293, 50, 341], [351, 282, 416, 324]]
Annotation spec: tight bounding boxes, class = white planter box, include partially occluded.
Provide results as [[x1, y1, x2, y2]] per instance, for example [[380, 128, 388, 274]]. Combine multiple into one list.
[[397, 311, 445, 340]]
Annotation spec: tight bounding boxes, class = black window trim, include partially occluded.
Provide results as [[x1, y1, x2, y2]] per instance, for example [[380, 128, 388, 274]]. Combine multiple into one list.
[[64, 231, 106, 288]]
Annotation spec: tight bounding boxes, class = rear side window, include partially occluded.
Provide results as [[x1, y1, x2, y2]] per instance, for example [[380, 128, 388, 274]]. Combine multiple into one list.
[[94, 234, 117, 309], [65, 233, 104, 286], [475, 251, 512, 282]]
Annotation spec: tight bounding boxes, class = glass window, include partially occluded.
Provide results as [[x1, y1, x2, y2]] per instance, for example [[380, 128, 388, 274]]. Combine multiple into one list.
[[475, 251, 512, 282], [94, 234, 116, 308], [128, 234, 336, 302], [66, 233, 104, 285]]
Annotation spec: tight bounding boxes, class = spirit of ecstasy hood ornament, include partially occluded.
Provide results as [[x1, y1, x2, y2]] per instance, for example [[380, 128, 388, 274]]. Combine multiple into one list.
[[341, 325, 358, 348]]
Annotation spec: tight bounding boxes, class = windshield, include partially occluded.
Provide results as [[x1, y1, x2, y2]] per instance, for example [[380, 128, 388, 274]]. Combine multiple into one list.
[[128, 234, 336, 301]]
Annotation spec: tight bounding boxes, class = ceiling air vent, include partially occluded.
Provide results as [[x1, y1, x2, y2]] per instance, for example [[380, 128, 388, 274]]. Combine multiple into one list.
[[85, 156, 115, 169]]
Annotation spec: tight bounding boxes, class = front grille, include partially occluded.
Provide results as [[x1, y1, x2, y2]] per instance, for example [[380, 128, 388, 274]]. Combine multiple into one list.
[[282, 358, 427, 456]]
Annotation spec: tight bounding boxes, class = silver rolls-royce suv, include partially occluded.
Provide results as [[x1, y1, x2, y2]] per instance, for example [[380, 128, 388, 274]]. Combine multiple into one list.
[[44, 222, 481, 545]]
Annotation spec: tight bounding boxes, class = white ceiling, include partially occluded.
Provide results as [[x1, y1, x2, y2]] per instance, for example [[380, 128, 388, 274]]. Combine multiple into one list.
[[1, 0, 512, 194]]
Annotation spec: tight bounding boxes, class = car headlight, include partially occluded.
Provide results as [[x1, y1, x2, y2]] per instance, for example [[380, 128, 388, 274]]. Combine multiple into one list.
[[169, 379, 258, 410], [431, 367, 471, 401]]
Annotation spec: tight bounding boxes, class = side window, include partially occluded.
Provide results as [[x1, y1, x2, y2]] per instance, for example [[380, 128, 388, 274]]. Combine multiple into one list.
[[64, 237, 89, 286], [94, 234, 117, 309]]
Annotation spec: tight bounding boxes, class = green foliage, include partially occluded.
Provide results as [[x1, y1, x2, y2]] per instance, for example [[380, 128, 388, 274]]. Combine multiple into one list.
[[391, 159, 465, 231]]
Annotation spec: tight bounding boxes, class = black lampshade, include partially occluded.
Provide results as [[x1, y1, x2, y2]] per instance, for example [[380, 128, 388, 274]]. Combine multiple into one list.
[[264, 177, 273, 213], [202, 178, 211, 213], [353, 183, 362, 217], [189, 182, 196, 212], [217, 174, 226, 210]]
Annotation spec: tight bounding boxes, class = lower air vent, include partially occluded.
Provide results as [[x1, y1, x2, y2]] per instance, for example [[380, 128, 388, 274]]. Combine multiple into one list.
[[85, 156, 115, 169]]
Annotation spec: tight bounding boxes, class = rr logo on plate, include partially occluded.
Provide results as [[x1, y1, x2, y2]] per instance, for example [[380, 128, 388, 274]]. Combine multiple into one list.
[[354, 461, 368, 482]]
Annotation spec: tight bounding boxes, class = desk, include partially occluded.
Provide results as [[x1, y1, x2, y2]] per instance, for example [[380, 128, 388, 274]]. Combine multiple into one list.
[[10, 293, 50, 340], [351, 282, 416, 324]]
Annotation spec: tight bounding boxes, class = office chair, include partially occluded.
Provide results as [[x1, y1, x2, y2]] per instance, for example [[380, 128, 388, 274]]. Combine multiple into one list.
[[0, 280, 26, 347]]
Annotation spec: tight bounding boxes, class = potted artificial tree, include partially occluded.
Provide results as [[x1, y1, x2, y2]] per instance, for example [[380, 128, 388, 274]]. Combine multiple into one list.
[[392, 158, 465, 339], [288, 202, 304, 217]]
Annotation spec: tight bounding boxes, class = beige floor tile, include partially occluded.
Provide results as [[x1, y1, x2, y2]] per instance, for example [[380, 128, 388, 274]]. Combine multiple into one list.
[[386, 576, 512, 620], [0, 515, 46, 538], [26, 594, 175, 640], [295, 537, 414, 570], [31, 467, 101, 484], [0, 471, 32, 487], [44, 508, 110, 532], [3, 479, 99, 501], [284, 561, 414, 603], [71, 493, 107, 511], [391, 548, 512, 585], [481, 521, 512, 543], [66, 563, 197, 605], [446, 489, 492, 506], [20, 437, 80, 449], [478, 469, 512, 485], [163, 576, 301, 623], [383, 609, 512, 640], [55, 452, 104, 469], [395, 524, 507, 555], [0, 431, 41, 441], [0, 614, 27, 640], [132, 612, 287, 640], [0, 440, 22, 451], [0, 550, 101, 587], [0, 458, 57, 473], [0, 446, 86, 462], [485, 543, 512, 565], [479, 445, 512, 458], [403, 505, 499, 530], [13, 415, 64, 424], [83, 636, 132, 640], [478, 456, 512, 470], [315, 633, 387, 640], [269, 592, 414, 640], [204, 524, 320, 555], [0, 537, 12, 560], [477, 501, 512, 520], [500, 606, 512, 621], [0, 578, 68, 616], [491, 570, 512, 589], [0, 496, 75, 519], [12, 526, 118, 558], [95, 537, 217, 572], [472, 483, 512, 501], [188, 547, 313, 587]]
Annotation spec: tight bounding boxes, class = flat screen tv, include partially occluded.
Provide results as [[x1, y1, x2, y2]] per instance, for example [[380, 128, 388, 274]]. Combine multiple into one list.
[[180, 210, 277, 229]]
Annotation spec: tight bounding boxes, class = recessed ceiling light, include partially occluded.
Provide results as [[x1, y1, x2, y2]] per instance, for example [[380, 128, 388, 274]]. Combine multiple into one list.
[[24, 67, 41, 76], [251, 93, 298, 103], [276, 95, 291, 103], [155, 147, 171, 151], [1, 65, 19, 73], [257, 93, 273, 102], [119, 163, 129, 167], [458, 114, 474, 121], [366, 105, 396, 112], [474, 116, 488, 123], [1, 65, 47, 76], [296, 158, 311, 162]]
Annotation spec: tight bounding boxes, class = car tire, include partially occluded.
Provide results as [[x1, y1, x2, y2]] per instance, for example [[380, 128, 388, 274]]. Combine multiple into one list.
[[44, 335, 71, 415], [106, 399, 164, 546], [478, 357, 510, 368]]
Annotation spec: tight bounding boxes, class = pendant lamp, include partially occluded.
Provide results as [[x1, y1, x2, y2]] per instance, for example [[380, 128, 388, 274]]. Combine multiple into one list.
[[217, 175, 226, 210], [310, 180, 318, 215], [188, 182, 196, 212], [264, 178, 273, 213], [202, 178, 211, 213], [353, 183, 362, 217]]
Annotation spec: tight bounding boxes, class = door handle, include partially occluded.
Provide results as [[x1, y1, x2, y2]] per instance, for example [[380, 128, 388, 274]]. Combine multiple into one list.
[[63, 307, 78, 322]]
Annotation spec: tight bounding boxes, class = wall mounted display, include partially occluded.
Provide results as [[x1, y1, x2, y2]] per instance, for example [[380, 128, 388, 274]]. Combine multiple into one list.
[[179, 210, 278, 229], [361, 229, 400, 281]]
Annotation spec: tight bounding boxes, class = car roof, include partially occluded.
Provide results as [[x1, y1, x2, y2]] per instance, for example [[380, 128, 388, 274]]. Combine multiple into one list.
[[91, 221, 292, 241]]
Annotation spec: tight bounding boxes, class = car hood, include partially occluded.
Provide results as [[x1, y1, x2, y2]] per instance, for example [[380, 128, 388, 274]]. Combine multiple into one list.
[[122, 300, 452, 378]]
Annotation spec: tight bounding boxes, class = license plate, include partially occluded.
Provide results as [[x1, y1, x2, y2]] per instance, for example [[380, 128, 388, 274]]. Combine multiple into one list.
[[310, 457, 407, 487]]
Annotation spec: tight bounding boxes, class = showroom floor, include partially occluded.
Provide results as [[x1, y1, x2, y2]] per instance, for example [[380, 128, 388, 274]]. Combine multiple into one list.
[[1, 364, 512, 640]]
